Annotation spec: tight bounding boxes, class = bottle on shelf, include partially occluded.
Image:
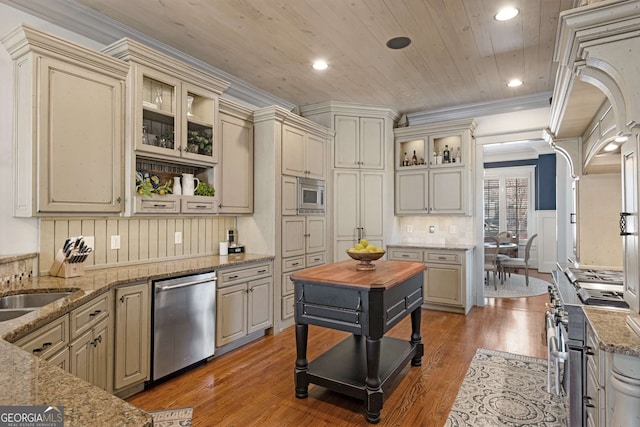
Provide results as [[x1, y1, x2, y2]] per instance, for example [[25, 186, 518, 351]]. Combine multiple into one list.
[[403, 152, 409, 167], [432, 151, 437, 165], [411, 150, 418, 165], [455, 147, 461, 163], [436, 151, 443, 165], [142, 124, 149, 145], [443, 145, 450, 163]]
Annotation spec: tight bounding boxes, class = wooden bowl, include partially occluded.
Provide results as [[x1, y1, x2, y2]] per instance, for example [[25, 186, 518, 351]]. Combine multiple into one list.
[[345, 250, 386, 271]]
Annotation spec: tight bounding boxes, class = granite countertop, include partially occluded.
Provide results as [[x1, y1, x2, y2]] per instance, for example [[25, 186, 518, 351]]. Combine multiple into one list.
[[387, 242, 476, 251], [584, 306, 640, 358], [0, 253, 274, 427]]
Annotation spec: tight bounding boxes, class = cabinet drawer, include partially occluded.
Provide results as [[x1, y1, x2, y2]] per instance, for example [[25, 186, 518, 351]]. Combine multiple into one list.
[[15, 315, 69, 360], [425, 251, 460, 264], [181, 197, 217, 214], [305, 252, 325, 267], [282, 256, 305, 272], [388, 249, 422, 261], [219, 262, 272, 286], [135, 196, 180, 214], [282, 295, 295, 320], [586, 325, 605, 385], [282, 272, 295, 296], [70, 293, 110, 339]]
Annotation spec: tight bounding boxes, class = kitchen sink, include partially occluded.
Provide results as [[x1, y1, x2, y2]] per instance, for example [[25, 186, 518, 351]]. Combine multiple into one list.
[[0, 291, 73, 309], [0, 309, 35, 321]]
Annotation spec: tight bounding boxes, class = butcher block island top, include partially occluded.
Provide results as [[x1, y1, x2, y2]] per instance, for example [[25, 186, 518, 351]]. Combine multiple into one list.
[[290, 259, 426, 289], [291, 259, 425, 424]]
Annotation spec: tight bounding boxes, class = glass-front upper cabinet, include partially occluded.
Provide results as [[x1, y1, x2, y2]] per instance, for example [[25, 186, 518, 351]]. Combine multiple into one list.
[[182, 83, 217, 163], [134, 69, 218, 165], [395, 121, 474, 170]]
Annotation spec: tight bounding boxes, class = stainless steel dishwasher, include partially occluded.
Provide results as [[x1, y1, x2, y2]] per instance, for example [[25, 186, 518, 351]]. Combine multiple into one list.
[[152, 271, 216, 381]]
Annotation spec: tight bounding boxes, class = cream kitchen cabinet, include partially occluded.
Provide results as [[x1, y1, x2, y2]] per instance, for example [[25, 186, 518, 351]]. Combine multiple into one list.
[[334, 170, 384, 261], [69, 292, 113, 392], [104, 38, 228, 167], [2, 25, 128, 216], [394, 119, 475, 216], [334, 115, 385, 169], [282, 216, 326, 257], [215, 99, 254, 214], [14, 314, 70, 371], [388, 246, 473, 314], [395, 168, 467, 215], [216, 261, 273, 348], [114, 282, 150, 392], [282, 124, 326, 180], [282, 176, 298, 216]]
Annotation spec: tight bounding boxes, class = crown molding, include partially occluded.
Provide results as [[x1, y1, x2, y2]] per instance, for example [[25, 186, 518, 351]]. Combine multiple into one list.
[[299, 101, 400, 122], [0, 0, 296, 110], [407, 92, 553, 126]]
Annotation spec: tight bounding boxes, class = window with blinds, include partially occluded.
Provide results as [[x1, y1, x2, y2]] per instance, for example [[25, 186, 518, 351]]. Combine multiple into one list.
[[483, 172, 530, 239]]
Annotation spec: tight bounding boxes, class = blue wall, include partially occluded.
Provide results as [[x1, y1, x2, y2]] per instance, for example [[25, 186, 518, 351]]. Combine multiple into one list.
[[484, 153, 556, 210]]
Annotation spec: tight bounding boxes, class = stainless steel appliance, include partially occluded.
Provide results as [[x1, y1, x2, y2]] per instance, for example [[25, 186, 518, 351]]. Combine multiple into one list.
[[152, 271, 216, 381], [297, 177, 325, 214], [550, 264, 628, 426]]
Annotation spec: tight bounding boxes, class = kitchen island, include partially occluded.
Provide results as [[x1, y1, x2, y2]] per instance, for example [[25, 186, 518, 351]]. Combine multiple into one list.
[[291, 259, 425, 424]]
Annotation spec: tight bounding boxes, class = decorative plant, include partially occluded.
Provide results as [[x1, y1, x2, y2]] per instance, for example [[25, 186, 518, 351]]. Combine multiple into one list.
[[187, 130, 212, 155], [136, 171, 173, 196], [194, 181, 215, 197]]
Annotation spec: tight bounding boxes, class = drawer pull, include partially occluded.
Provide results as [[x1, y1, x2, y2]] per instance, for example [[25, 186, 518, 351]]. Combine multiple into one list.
[[292, 262, 300, 266], [313, 258, 320, 261], [89, 309, 102, 317], [438, 256, 446, 260], [153, 204, 168, 208], [42, 342, 52, 348], [195, 205, 208, 208], [258, 269, 267, 273], [402, 254, 409, 258], [32, 348, 42, 354], [229, 275, 239, 279]]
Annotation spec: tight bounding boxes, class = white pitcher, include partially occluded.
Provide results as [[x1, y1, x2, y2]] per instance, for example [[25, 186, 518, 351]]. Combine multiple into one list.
[[181, 173, 199, 196], [172, 176, 182, 195]]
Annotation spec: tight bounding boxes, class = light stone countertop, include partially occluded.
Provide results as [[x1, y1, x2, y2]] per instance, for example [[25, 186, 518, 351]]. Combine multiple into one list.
[[387, 242, 476, 251], [583, 306, 640, 358], [0, 253, 274, 427]]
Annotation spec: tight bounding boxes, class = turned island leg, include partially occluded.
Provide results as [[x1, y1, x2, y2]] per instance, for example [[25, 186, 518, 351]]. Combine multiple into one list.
[[294, 324, 309, 398], [365, 337, 383, 424], [410, 307, 424, 366]]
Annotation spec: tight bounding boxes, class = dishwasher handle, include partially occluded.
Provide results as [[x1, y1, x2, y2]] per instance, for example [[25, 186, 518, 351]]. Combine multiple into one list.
[[156, 277, 216, 292]]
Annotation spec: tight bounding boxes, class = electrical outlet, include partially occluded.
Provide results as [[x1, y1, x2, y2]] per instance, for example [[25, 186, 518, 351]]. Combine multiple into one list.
[[175, 231, 182, 244], [110, 235, 120, 250], [84, 236, 95, 250], [407, 225, 413, 233], [429, 225, 435, 234]]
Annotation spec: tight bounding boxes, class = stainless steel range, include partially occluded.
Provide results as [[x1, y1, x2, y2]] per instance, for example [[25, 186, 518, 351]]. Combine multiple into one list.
[[549, 264, 628, 427]]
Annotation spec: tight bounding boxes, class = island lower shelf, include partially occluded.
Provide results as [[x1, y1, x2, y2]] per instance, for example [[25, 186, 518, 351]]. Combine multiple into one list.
[[305, 335, 419, 400]]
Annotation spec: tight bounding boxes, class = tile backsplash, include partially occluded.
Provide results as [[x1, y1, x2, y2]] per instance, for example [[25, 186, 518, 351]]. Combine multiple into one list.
[[0, 253, 37, 287], [397, 216, 475, 245]]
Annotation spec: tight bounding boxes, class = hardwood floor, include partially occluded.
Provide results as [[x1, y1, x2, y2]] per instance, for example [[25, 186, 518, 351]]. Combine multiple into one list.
[[128, 270, 552, 426]]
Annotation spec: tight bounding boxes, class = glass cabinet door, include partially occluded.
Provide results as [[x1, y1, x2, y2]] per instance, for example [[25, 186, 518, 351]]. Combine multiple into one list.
[[138, 74, 179, 156], [181, 84, 218, 164]]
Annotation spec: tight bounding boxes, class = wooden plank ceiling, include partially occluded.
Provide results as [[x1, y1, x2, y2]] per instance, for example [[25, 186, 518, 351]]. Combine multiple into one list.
[[72, 0, 574, 114]]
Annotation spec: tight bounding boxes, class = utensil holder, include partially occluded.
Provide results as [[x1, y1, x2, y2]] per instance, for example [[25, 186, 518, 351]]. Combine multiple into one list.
[[50, 249, 85, 278]]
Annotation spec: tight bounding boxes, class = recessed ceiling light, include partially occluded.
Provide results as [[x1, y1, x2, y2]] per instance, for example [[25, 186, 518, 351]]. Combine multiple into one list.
[[614, 135, 628, 143], [495, 7, 519, 21], [507, 79, 523, 87], [386, 37, 412, 50], [604, 142, 619, 152], [312, 60, 328, 71]]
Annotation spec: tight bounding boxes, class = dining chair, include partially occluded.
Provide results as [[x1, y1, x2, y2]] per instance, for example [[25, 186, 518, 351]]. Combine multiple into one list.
[[497, 231, 518, 258], [484, 236, 500, 290], [500, 234, 538, 286]]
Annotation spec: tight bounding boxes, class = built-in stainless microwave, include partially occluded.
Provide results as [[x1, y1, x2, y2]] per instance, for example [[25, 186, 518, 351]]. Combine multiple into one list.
[[297, 177, 325, 214]]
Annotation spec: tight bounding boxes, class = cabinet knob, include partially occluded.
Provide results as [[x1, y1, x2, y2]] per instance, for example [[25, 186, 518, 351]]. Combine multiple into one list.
[[116, 197, 121, 203], [120, 295, 125, 303]]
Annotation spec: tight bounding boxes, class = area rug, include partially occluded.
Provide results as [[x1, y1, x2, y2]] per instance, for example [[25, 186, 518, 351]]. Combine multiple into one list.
[[484, 273, 550, 298], [445, 348, 568, 427], [148, 407, 193, 426]]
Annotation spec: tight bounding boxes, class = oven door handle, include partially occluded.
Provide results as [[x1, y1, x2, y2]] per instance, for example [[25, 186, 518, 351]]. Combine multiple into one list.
[[620, 212, 635, 236]]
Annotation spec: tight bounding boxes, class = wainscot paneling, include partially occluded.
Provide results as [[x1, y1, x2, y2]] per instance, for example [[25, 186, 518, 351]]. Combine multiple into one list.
[[39, 216, 236, 275]]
